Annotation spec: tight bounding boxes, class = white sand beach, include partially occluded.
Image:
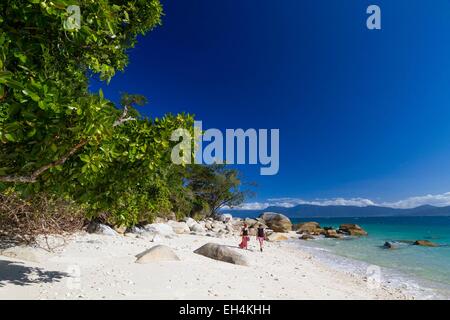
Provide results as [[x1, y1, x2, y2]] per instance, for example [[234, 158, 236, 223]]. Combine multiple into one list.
[[0, 223, 413, 300]]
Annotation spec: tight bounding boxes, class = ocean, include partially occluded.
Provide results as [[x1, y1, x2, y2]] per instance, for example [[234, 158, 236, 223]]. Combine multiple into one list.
[[235, 214, 450, 299]]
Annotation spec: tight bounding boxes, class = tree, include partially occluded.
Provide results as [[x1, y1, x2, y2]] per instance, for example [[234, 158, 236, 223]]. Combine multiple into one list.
[[0, 1, 251, 227], [0, 1, 196, 226], [0, 0, 163, 185], [186, 164, 253, 217]]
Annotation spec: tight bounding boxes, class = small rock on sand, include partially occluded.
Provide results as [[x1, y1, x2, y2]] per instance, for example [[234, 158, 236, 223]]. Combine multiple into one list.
[[87, 223, 119, 236]]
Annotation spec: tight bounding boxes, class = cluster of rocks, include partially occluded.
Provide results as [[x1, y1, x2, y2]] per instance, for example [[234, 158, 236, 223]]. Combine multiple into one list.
[[87, 212, 297, 244], [383, 239, 439, 249], [130, 212, 296, 267], [295, 222, 368, 240]]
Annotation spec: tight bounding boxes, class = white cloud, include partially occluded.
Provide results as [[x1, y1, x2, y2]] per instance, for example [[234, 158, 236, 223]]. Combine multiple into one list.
[[222, 202, 270, 210], [266, 197, 376, 208], [381, 192, 450, 209], [228, 192, 450, 210]]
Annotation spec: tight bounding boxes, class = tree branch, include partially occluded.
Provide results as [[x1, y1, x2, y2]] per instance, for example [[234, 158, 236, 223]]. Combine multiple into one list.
[[0, 139, 88, 183], [113, 105, 135, 127], [0, 105, 133, 184]]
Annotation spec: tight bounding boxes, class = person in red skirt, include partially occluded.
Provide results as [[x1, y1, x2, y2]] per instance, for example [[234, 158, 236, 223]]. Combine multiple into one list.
[[239, 223, 250, 249]]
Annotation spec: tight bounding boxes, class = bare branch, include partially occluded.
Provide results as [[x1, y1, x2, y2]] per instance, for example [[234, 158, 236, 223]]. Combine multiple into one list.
[[113, 105, 135, 127]]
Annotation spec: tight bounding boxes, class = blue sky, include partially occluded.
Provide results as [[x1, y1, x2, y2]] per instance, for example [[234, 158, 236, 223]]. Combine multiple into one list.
[[92, 0, 450, 209]]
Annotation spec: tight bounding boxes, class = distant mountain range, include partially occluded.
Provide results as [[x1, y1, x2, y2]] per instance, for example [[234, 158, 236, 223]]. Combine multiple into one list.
[[225, 204, 450, 219]]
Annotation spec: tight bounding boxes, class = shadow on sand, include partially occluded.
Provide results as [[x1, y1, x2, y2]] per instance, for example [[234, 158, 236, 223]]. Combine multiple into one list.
[[0, 259, 69, 287]]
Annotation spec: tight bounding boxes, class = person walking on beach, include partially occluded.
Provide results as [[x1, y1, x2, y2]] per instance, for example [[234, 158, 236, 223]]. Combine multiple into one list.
[[256, 224, 266, 252], [239, 223, 250, 249]]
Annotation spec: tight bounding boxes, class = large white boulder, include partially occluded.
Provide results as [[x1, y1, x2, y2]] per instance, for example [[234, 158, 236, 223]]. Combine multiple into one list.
[[259, 212, 292, 232], [143, 223, 174, 236], [167, 221, 190, 234], [183, 217, 197, 229], [267, 232, 289, 242], [194, 243, 248, 266], [190, 223, 206, 233], [135, 245, 180, 263]]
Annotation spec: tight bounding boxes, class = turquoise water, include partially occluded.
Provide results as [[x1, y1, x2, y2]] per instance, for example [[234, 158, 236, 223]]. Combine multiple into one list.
[[233, 213, 450, 297], [291, 216, 450, 297]]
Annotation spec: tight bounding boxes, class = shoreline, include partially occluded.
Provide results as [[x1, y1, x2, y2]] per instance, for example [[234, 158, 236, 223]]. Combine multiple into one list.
[[0, 226, 416, 300], [292, 239, 450, 300]]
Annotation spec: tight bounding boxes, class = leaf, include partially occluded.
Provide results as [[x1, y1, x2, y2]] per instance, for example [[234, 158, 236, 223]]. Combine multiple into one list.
[[0, 71, 12, 79], [22, 89, 40, 101], [27, 128, 37, 138], [4, 133, 15, 142], [14, 52, 27, 63], [4, 79, 24, 90], [79, 154, 90, 163]]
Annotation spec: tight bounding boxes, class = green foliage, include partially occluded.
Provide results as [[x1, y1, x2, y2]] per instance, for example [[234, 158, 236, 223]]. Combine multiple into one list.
[[0, 0, 250, 227], [0, 0, 162, 181], [186, 164, 252, 217]]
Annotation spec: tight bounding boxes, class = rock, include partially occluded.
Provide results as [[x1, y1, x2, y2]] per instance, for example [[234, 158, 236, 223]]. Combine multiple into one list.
[[338, 224, 368, 236], [205, 221, 213, 230], [300, 234, 315, 240], [150, 234, 162, 243], [0, 246, 49, 263], [244, 218, 258, 227], [190, 223, 206, 233], [183, 217, 198, 229], [194, 243, 248, 266], [113, 225, 127, 234], [314, 228, 326, 236], [143, 223, 174, 236], [87, 222, 119, 236], [167, 221, 190, 234], [295, 222, 321, 234], [219, 213, 233, 222], [259, 212, 292, 232], [211, 221, 225, 230], [324, 229, 342, 239], [130, 226, 145, 234], [383, 241, 398, 249], [413, 240, 438, 247], [167, 212, 177, 221], [225, 223, 234, 232], [135, 245, 180, 263], [125, 233, 138, 238], [267, 232, 289, 242], [154, 217, 167, 223]]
